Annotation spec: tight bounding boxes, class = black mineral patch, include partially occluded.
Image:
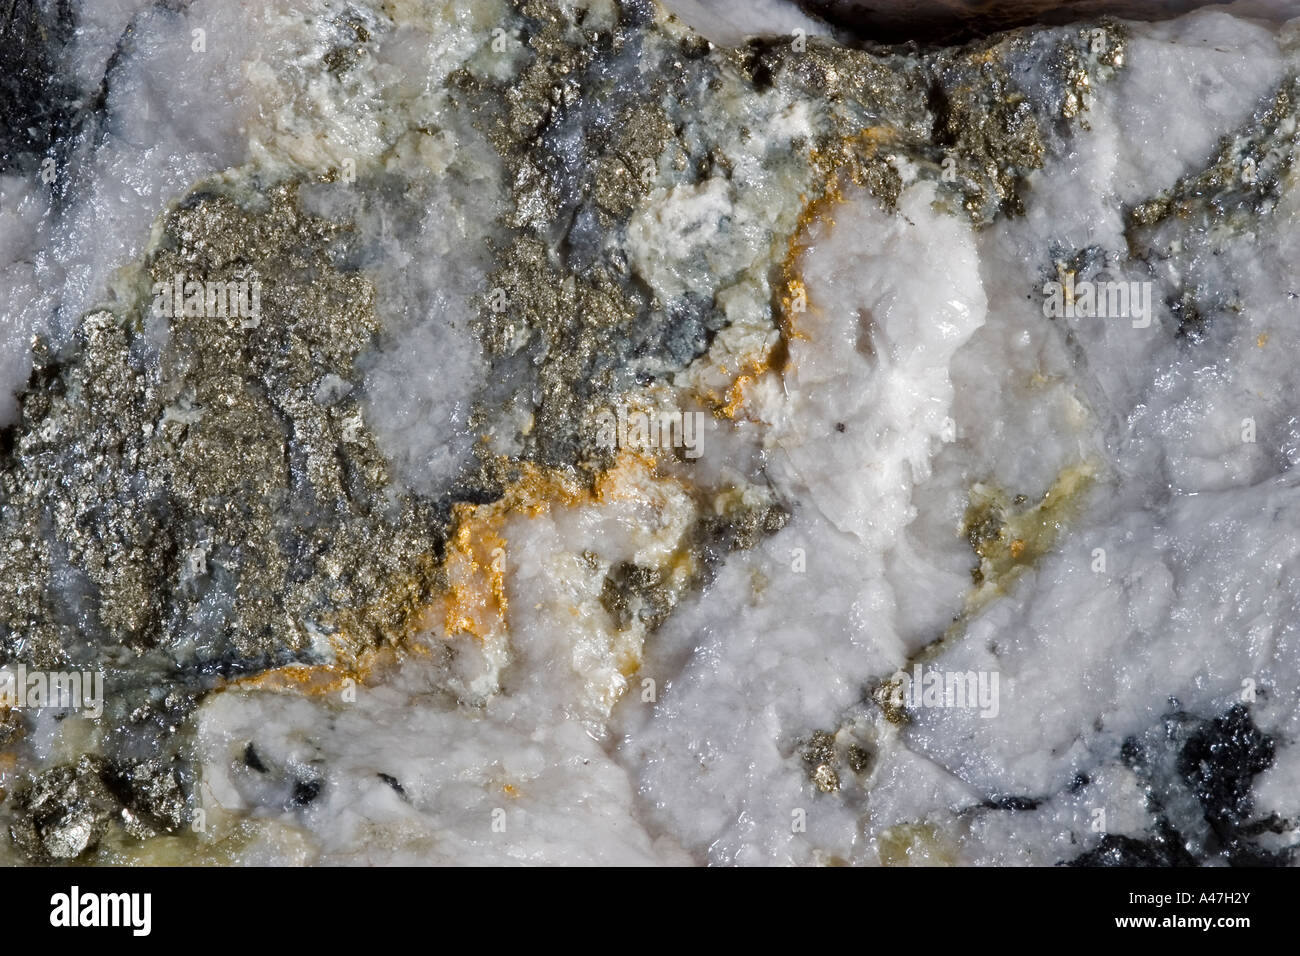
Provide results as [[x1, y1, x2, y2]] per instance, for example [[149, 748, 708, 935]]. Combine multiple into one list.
[[1068, 825, 1196, 868], [244, 743, 268, 773], [290, 778, 323, 809], [377, 773, 406, 799], [0, 0, 79, 173], [1178, 704, 1282, 865], [1069, 704, 1288, 867], [989, 795, 1042, 812]]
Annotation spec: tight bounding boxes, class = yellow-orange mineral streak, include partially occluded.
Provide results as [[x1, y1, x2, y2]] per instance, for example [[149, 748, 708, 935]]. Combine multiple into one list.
[[702, 127, 897, 421], [230, 452, 664, 698]]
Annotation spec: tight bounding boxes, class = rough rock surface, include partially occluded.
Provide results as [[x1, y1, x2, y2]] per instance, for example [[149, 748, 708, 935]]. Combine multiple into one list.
[[0, 0, 1297, 866]]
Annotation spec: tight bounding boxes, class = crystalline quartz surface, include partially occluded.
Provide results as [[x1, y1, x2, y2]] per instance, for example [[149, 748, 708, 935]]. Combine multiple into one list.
[[0, 0, 1298, 866]]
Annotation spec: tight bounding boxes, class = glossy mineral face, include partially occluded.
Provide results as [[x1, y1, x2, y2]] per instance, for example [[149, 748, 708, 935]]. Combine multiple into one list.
[[0, 0, 1297, 866]]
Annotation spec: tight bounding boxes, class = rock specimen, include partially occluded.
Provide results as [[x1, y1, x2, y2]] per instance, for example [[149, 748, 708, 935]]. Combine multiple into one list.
[[0, 0, 1297, 866]]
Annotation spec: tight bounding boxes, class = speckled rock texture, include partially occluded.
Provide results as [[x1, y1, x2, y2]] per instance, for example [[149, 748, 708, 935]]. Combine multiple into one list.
[[0, 0, 1297, 866]]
